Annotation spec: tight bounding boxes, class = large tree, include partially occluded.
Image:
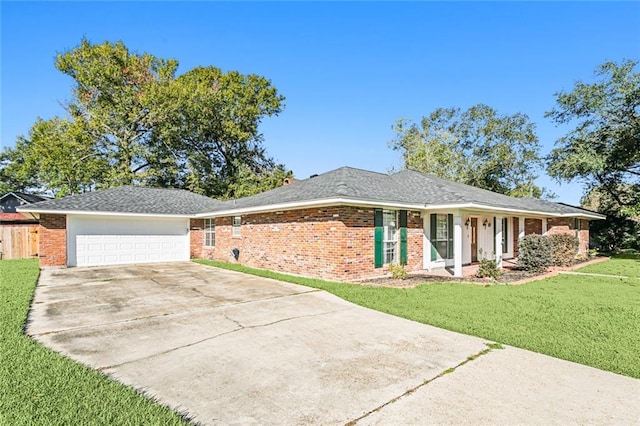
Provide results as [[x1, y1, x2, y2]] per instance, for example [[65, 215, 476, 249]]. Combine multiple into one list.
[[546, 59, 640, 216], [581, 185, 640, 251], [1, 39, 288, 198], [389, 104, 549, 197]]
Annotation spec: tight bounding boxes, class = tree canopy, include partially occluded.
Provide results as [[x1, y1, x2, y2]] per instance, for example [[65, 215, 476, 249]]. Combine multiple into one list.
[[581, 184, 640, 251], [546, 59, 640, 216], [0, 39, 289, 198], [389, 104, 549, 198]]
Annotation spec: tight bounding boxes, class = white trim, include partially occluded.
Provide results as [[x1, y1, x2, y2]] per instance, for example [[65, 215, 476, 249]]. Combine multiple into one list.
[[542, 218, 548, 235], [195, 198, 605, 220], [0, 192, 30, 204], [195, 198, 429, 217], [495, 216, 503, 268], [16, 208, 193, 219], [453, 214, 463, 277], [232, 216, 242, 237], [203, 218, 215, 247], [17, 198, 606, 221], [423, 215, 430, 270], [424, 203, 605, 219]]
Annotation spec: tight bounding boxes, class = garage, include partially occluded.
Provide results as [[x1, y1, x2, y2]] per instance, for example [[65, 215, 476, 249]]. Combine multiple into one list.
[[67, 214, 190, 267]]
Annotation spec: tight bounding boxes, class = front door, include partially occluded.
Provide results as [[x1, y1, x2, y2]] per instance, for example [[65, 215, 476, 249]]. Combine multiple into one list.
[[471, 218, 478, 262]]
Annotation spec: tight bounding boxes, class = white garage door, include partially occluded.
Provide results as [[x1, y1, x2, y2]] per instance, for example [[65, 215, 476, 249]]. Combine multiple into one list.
[[67, 215, 190, 267]]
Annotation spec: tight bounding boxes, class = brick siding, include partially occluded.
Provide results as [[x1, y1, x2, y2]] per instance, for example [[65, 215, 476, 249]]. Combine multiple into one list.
[[39, 214, 66, 267], [546, 217, 590, 253], [524, 218, 542, 235], [191, 207, 424, 281], [578, 220, 589, 252]]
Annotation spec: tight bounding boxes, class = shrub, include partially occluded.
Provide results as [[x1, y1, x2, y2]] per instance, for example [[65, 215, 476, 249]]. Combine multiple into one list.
[[548, 233, 579, 266], [518, 234, 552, 272], [388, 263, 407, 280], [476, 257, 502, 280]]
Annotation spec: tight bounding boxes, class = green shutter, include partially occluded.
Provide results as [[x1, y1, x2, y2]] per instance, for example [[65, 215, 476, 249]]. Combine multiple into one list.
[[447, 214, 454, 259], [374, 209, 383, 268], [399, 210, 408, 265], [430, 214, 437, 261]]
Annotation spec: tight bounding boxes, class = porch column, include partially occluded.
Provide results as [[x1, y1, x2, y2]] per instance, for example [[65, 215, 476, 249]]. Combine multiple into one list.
[[542, 218, 548, 235], [454, 214, 463, 277], [422, 214, 430, 270], [495, 215, 503, 269], [518, 217, 525, 258]]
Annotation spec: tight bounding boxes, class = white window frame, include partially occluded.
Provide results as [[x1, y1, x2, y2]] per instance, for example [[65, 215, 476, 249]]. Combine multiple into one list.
[[382, 210, 398, 265], [232, 216, 242, 237], [204, 218, 215, 247]]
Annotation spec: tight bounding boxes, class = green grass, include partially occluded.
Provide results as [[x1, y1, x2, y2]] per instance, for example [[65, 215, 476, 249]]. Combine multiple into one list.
[[196, 258, 640, 379], [575, 253, 640, 278], [0, 259, 190, 425]]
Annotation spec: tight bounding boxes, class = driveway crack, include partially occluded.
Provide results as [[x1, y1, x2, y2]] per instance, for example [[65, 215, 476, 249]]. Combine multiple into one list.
[[28, 289, 324, 337], [98, 308, 351, 371], [345, 342, 505, 425]]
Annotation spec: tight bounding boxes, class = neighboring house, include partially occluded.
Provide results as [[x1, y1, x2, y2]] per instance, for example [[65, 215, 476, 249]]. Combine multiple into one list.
[[0, 192, 50, 259], [18, 167, 604, 281]]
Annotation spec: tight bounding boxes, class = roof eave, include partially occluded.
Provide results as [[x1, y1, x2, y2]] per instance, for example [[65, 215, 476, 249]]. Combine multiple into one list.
[[195, 197, 606, 219], [16, 207, 194, 219], [424, 203, 606, 219], [195, 198, 429, 217], [196, 198, 606, 219]]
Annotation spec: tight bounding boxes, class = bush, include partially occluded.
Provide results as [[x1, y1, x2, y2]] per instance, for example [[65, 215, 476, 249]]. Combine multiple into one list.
[[548, 233, 579, 266], [518, 234, 552, 272], [388, 263, 407, 280], [475, 257, 502, 280]]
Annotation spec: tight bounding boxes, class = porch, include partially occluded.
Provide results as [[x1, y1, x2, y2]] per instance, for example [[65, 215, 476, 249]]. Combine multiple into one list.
[[414, 258, 520, 279]]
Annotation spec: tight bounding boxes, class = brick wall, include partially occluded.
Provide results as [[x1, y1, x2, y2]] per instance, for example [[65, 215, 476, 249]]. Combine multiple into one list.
[[191, 207, 424, 281], [190, 218, 205, 259], [546, 217, 590, 253], [524, 218, 542, 235], [579, 220, 589, 252], [39, 214, 66, 267], [546, 217, 572, 235]]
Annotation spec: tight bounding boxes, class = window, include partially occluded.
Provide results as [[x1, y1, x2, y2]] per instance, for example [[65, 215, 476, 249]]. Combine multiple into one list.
[[204, 218, 215, 247], [232, 216, 241, 236], [432, 214, 452, 260], [502, 217, 508, 253], [382, 210, 397, 264]]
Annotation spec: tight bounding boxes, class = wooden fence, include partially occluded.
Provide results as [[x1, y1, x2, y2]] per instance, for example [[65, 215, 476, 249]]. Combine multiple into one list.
[[0, 225, 39, 260]]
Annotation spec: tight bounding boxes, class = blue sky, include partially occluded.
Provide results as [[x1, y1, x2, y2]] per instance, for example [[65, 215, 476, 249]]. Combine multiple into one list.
[[2, 1, 639, 204]]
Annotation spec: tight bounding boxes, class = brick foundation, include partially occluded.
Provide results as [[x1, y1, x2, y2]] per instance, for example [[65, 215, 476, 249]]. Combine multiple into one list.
[[39, 214, 67, 267], [191, 207, 424, 281]]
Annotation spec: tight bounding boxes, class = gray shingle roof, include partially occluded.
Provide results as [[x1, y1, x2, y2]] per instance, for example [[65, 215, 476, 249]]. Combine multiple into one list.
[[17, 167, 604, 219], [19, 186, 221, 216], [0, 192, 50, 204], [207, 167, 603, 218]]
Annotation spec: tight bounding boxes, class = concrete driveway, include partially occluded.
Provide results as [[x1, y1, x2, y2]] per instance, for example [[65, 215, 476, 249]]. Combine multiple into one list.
[[28, 262, 639, 425]]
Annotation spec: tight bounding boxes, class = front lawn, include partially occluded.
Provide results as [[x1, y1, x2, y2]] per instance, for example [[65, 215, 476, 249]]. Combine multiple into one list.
[[196, 258, 640, 379], [575, 253, 640, 277], [0, 259, 190, 425]]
